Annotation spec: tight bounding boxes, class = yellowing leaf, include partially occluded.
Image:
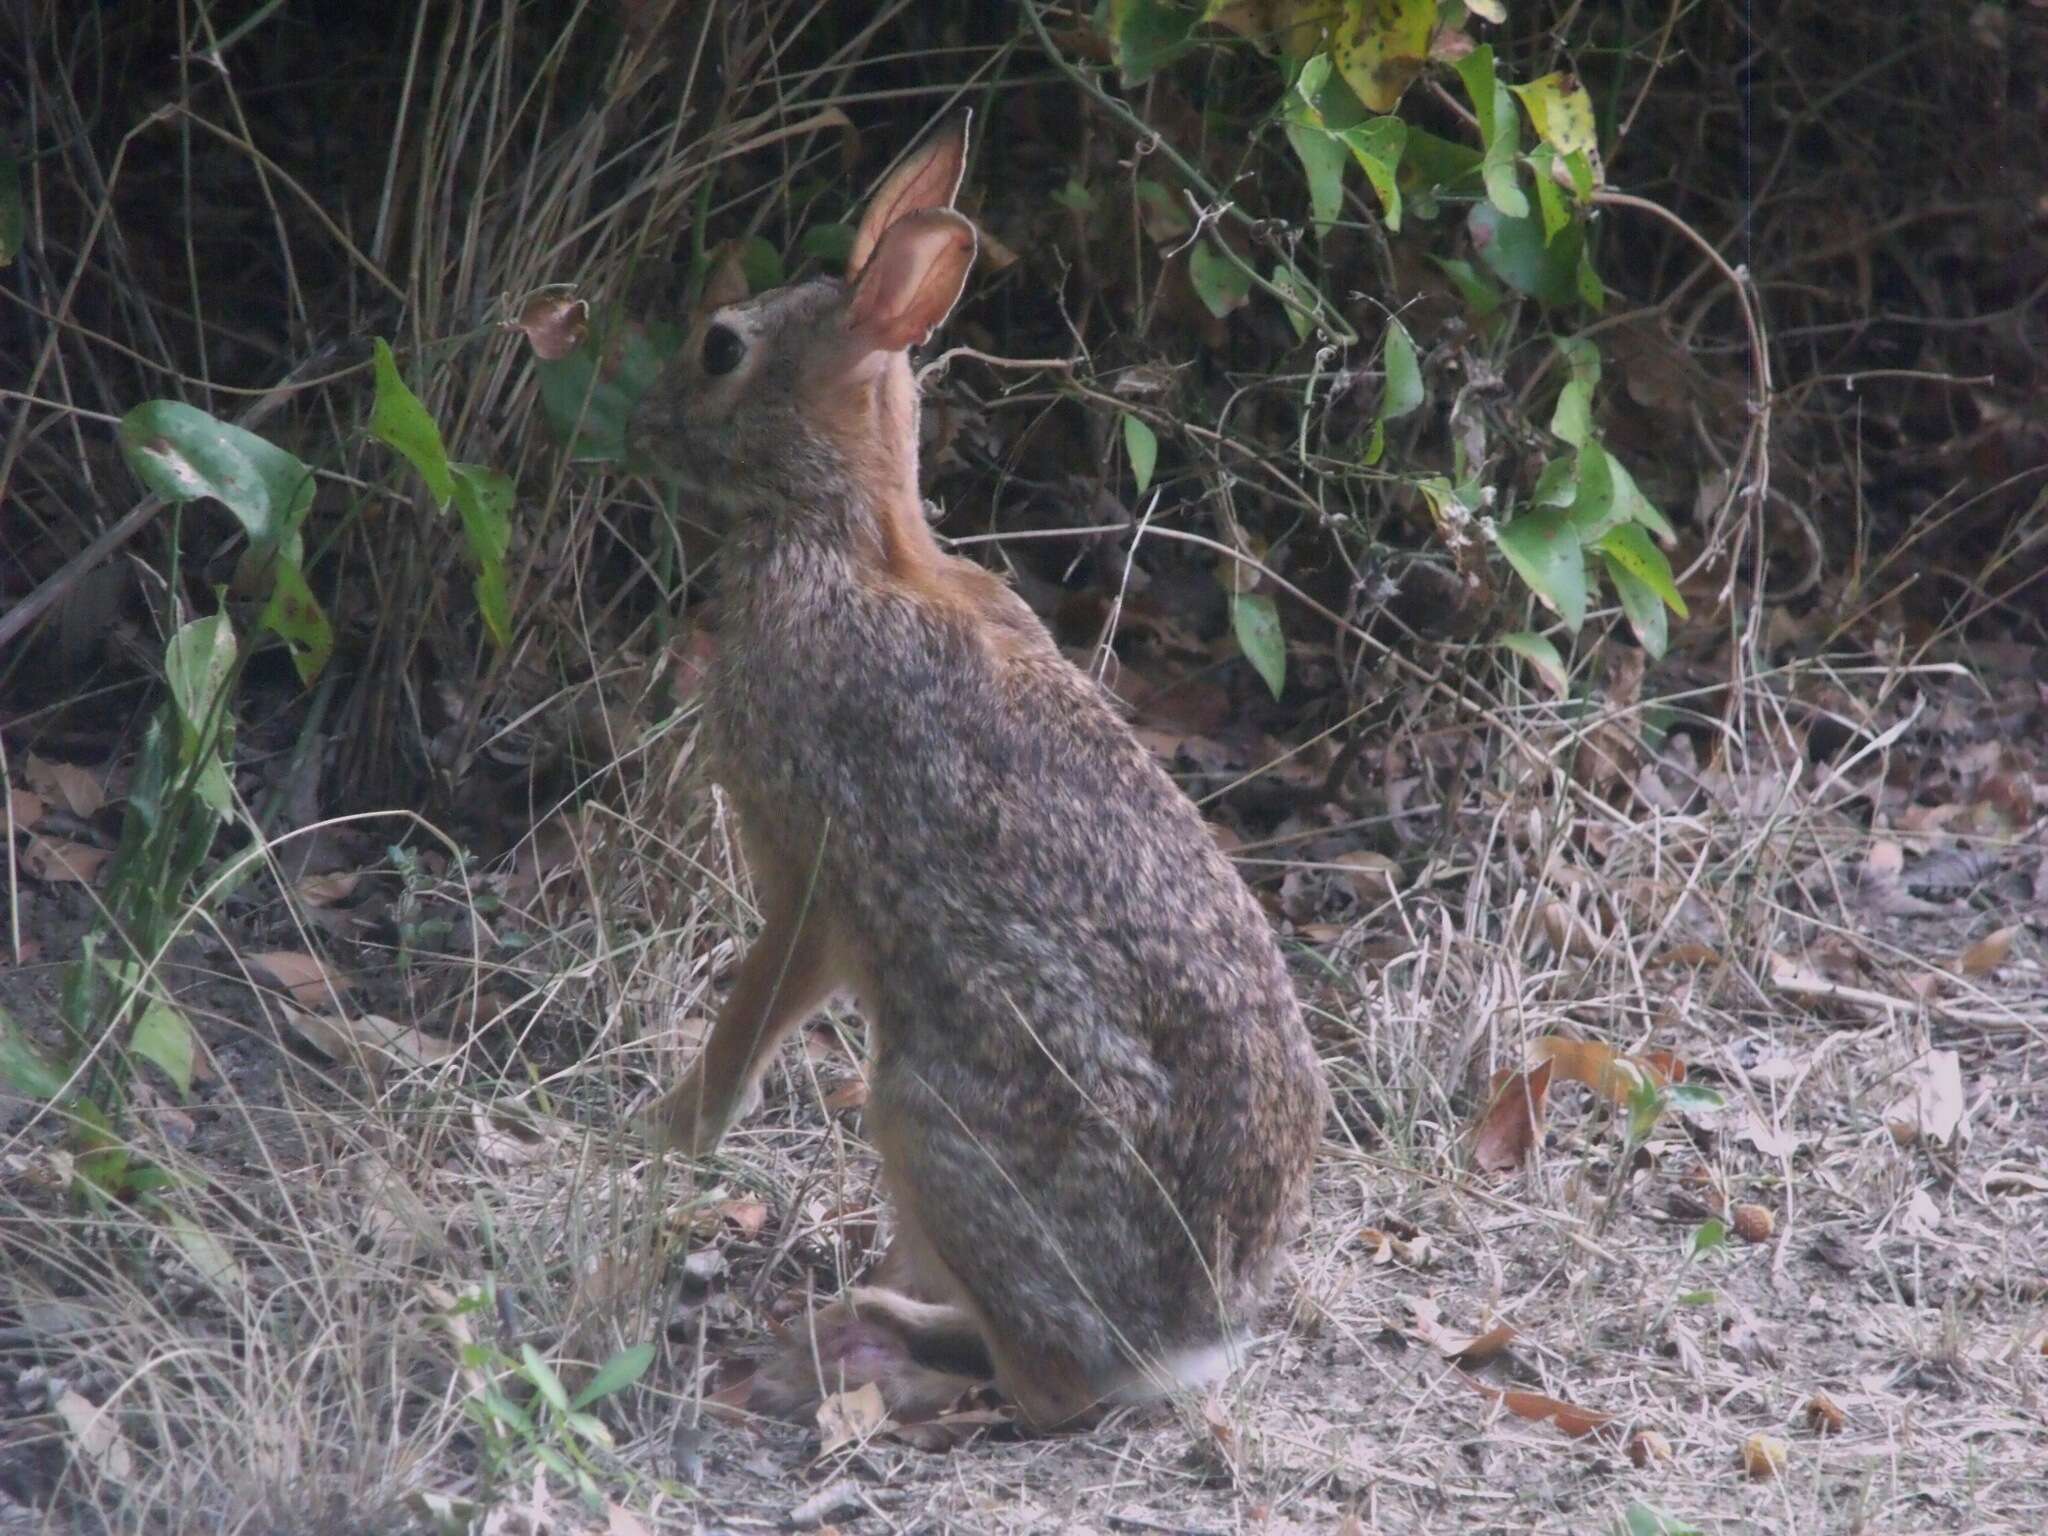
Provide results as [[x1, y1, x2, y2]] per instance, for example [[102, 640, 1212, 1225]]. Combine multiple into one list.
[[1510, 73, 1598, 157], [1328, 0, 1434, 112]]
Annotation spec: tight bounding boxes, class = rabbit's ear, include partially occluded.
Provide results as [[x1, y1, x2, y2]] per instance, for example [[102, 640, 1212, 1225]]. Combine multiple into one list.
[[848, 110, 971, 277], [845, 208, 977, 354]]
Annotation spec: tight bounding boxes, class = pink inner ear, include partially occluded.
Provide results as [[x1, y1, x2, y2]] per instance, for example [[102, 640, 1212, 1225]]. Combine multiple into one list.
[[848, 113, 970, 277], [846, 209, 977, 354]]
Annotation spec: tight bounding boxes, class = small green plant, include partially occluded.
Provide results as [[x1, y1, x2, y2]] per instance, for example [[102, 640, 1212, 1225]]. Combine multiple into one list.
[[446, 1283, 655, 1510]]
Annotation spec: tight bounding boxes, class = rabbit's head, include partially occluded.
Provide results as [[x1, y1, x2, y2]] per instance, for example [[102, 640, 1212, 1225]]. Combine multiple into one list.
[[629, 113, 977, 537]]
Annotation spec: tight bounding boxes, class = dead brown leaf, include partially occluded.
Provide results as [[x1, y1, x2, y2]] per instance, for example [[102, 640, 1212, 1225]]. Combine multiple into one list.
[[509, 286, 589, 360], [294, 871, 363, 907], [1472, 1060, 1553, 1173], [816, 1381, 888, 1455], [248, 951, 351, 1008], [286, 1009, 454, 1079], [1884, 1049, 1965, 1147], [1958, 925, 2018, 976], [7, 788, 47, 829], [22, 836, 110, 884], [24, 755, 105, 817], [1804, 1393, 1847, 1434], [1741, 1433, 1788, 1479], [1461, 1372, 1617, 1439], [1531, 1036, 1680, 1106]]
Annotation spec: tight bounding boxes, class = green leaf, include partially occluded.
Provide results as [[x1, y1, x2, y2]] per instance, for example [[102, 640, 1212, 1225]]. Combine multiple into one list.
[[735, 235, 783, 293], [1433, 257, 1503, 320], [1619, 1503, 1707, 1536], [1467, 200, 1582, 307], [1685, 1216, 1728, 1259], [798, 221, 857, 269], [521, 1344, 571, 1414], [1123, 414, 1159, 495], [535, 317, 676, 464], [1134, 179, 1192, 243], [1528, 146, 1569, 243], [1565, 441, 1622, 543], [480, 1386, 535, 1437], [370, 339, 454, 507], [1231, 590, 1286, 698], [1379, 319, 1422, 421], [0, 155, 24, 266], [1361, 417, 1385, 467], [1607, 452, 1675, 540], [1109, 0, 1201, 83], [1336, 117, 1406, 230], [117, 401, 315, 544], [1575, 242, 1606, 311], [0, 1005, 71, 1100], [164, 1209, 246, 1297], [1399, 129, 1484, 216], [1328, 0, 1433, 112], [1549, 335, 1600, 446], [1530, 456, 1576, 508], [1283, 120, 1348, 234], [1052, 177, 1097, 215], [164, 615, 236, 749], [131, 1003, 196, 1097], [563, 1410, 614, 1449], [164, 615, 238, 817], [1494, 508, 1588, 630], [570, 1341, 656, 1410], [1664, 1083, 1724, 1113], [1269, 264, 1315, 342], [1188, 238, 1252, 320], [1498, 630, 1569, 697], [1454, 47, 1529, 219], [1509, 72, 1599, 158], [1603, 549, 1669, 659], [260, 555, 333, 686], [448, 465, 513, 648], [1598, 523, 1687, 618]]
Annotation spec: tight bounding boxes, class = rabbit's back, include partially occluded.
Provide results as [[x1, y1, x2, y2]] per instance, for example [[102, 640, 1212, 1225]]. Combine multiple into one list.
[[709, 534, 1326, 1374]]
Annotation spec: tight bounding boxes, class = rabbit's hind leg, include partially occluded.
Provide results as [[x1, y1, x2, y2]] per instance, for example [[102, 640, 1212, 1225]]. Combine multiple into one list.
[[743, 1290, 987, 1423]]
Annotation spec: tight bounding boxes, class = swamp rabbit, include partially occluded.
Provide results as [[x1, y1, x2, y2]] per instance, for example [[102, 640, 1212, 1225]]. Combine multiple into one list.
[[628, 111, 1328, 1429]]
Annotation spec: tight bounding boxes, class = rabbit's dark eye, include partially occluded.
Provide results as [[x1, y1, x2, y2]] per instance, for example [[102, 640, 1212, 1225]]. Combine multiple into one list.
[[702, 324, 745, 377]]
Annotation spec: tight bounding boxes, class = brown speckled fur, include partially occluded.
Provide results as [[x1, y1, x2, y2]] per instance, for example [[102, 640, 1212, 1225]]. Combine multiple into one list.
[[628, 112, 1328, 1429]]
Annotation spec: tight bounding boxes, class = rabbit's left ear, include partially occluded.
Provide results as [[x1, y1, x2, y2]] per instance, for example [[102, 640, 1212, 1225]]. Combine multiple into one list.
[[848, 109, 971, 278], [846, 208, 977, 354]]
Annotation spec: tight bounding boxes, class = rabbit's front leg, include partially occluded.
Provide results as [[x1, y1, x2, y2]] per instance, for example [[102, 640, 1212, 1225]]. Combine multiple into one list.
[[649, 907, 840, 1155]]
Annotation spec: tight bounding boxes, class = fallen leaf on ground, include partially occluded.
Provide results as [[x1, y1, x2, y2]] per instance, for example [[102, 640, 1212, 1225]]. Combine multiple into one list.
[[816, 1382, 887, 1455], [25, 755, 106, 817], [285, 1009, 450, 1075], [1958, 925, 2017, 976], [248, 951, 352, 1008], [1741, 1433, 1788, 1479], [1460, 1372, 1617, 1439], [7, 788, 47, 828], [294, 871, 363, 907], [54, 1388, 135, 1484], [1406, 1297, 1515, 1363], [1533, 1036, 1680, 1104], [1884, 1049, 1964, 1146], [22, 836, 110, 884], [1472, 1060, 1554, 1172], [1804, 1393, 1847, 1434], [470, 1106, 558, 1165]]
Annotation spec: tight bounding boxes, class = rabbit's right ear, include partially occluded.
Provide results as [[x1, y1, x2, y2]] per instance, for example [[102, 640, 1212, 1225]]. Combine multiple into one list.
[[848, 110, 970, 277]]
